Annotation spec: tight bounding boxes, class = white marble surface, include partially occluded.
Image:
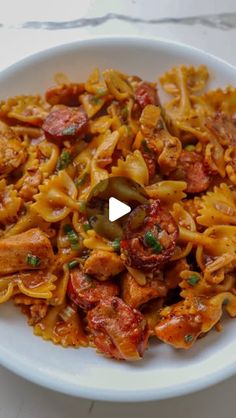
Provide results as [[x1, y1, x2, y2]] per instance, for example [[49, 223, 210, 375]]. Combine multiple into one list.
[[0, 0, 236, 417]]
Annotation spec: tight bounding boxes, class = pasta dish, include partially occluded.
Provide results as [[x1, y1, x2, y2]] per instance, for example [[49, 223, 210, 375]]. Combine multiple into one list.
[[0, 64, 235, 361]]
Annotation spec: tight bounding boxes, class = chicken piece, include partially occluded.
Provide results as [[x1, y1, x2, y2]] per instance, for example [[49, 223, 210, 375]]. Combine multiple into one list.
[[83, 250, 125, 280], [121, 271, 167, 308], [0, 121, 26, 175], [87, 296, 149, 360], [0, 228, 54, 275], [19, 170, 42, 201], [67, 268, 118, 310]]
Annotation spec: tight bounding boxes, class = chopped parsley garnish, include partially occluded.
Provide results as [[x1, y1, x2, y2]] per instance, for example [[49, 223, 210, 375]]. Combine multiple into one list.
[[187, 275, 200, 286], [96, 87, 107, 97], [112, 238, 120, 253], [184, 334, 193, 343], [56, 150, 72, 170], [83, 222, 91, 232], [90, 95, 102, 105], [61, 124, 77, 136], [223, 298, 229, 306], [79, 201, 86, 213], [144, 231, 162, 254], [121, 106, 128, 119], [26, 254, 41, 267], [63, 224, 80, 251], [185, 144, 196, 152], [141, 139, 151, 153], [68, 260, 79, 269], [76, 172, 89, 188]]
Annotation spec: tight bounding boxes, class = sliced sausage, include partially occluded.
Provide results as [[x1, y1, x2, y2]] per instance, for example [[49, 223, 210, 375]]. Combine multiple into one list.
[[42, 106, 88, 141], [135, 82, 158, 109], [0, 228, 54, 275], [172, 150, 211, 193], [67, 268, 118, 310], [121, 200, 178, 272], [87, 296, 149, 360], [45, 83, 85, 106]]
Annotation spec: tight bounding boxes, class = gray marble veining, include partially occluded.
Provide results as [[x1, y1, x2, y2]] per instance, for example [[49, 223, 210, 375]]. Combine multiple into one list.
[[3, 11, 236, 30]]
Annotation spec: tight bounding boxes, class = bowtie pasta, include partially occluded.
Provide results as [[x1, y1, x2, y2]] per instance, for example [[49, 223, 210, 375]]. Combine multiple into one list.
[[0, 65, 235, 361]]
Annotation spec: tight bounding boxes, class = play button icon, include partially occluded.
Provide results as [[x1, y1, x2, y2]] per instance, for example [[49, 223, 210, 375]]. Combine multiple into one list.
[[109, 197, 131, 222], [85, 177, 148, 240]]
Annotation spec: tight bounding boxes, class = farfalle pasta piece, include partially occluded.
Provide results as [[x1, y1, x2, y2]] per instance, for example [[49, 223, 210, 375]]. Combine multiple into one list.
[[103, 69, 133, 101], [90, 130, 120, 187], [0, 271, 57, 304], [33, 170, 80, 222], [196, 225, 236, 280], [160, 65, 209, 96], [111, 149, 149, 186], [201, 87, 236, 117], [34, 302, 88, 347], [197, 183, 236, 226], [171, 202, 196, 260], [0, 95, 50, 126], [145, 181, 187, 203], [85, 68, 108, 96], [180, 270, 235, 298], [225, 146, 236, 185], [0, 179, 22, 224], [4, 206, 53, 237], [38, 140, 60, 178], [83, 229, 113, 252]]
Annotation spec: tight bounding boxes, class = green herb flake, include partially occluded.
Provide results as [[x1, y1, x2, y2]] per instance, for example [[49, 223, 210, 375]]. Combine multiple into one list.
[[26, 254, 41, 267], [68, 260, 79, 269], [56, 150, 72, 170], [185, 144, 196, 152], [76, 172, 89, 188], [62, 124, 77, 136], [112, 238, 120, 253], [187, 275, 200, 286], [184, 334, 193, 344], [79, 201, 87, 213], [121, 106, 129, 119], [63, 224, 80, 251], [223, 298, 229, 306], [141, 139, 151, 153], [83, 222, 91, 232], [144, 231, 163, 254], [96, 87, 107, 97], [90, 95, 102, 105]]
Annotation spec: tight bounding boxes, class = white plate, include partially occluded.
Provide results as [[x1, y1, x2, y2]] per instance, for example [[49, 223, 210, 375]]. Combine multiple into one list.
[[0, 36, 235, 402]]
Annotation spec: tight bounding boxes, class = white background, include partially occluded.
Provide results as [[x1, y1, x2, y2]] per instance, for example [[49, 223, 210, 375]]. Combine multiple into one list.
[[0, 0, 236, 417]]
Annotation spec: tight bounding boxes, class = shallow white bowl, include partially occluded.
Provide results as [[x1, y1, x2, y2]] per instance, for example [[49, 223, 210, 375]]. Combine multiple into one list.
[[0, 36, 235, 402]]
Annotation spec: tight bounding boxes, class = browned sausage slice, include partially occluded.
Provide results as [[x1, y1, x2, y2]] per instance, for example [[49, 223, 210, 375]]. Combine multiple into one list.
[[87, 296, 149, 360], [172, 150, 211, 193], [121, 200, 178, 272], [42, 106, 88, 141], [135, 82, 158, 109], [67, 268, 118, 310]]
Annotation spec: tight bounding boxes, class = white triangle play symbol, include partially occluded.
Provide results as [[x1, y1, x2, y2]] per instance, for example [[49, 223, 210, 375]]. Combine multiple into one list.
[[109, 197, 131, 222]]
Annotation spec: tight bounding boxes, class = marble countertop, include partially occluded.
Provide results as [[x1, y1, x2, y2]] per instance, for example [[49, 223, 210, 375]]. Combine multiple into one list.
[[0, 1, 236, 417]]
